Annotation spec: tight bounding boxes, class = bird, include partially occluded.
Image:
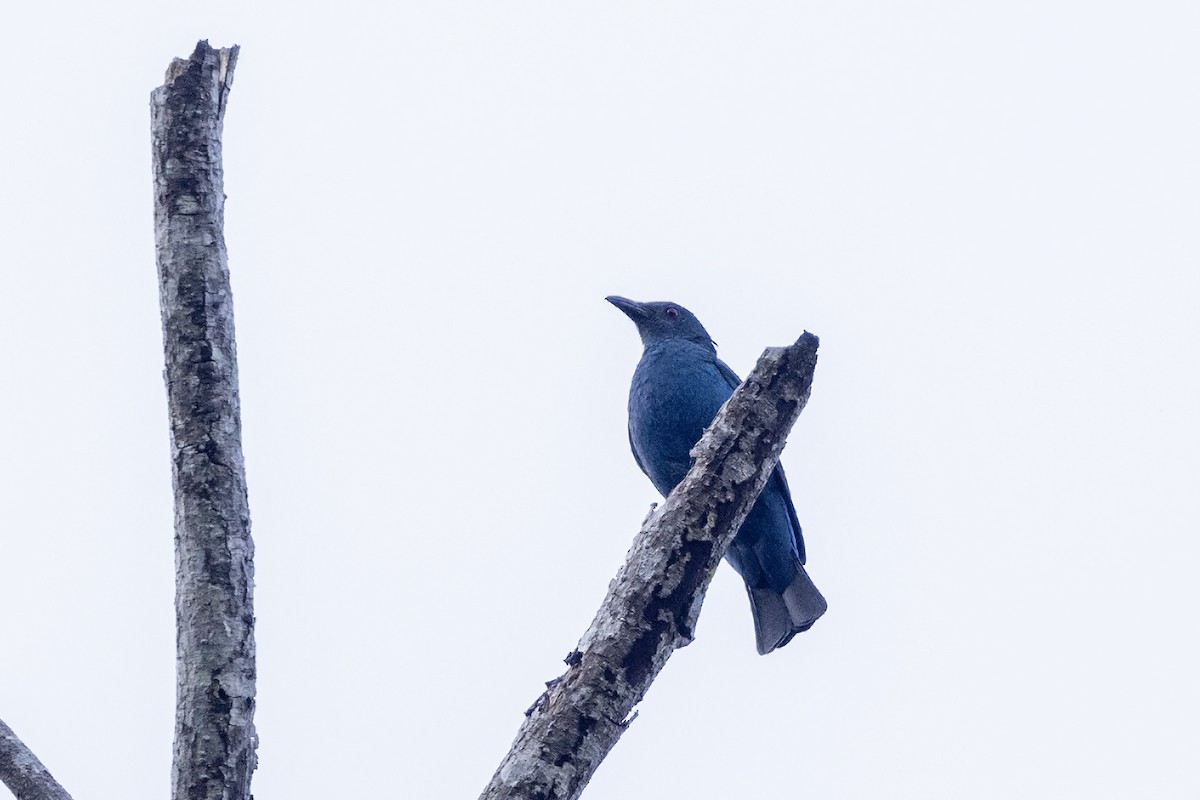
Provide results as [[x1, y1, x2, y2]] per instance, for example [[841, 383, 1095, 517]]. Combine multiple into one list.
[[606, 295, 826, 654]]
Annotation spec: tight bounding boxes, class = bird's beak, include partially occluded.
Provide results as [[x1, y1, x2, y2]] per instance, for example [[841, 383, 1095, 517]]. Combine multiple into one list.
[[605, 295, 650, 323]]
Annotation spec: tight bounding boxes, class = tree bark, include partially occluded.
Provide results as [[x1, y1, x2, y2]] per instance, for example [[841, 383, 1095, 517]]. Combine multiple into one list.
[[479, 332, 820, 800], [150, 41, 256, 800], [0, 718, 73, 800]]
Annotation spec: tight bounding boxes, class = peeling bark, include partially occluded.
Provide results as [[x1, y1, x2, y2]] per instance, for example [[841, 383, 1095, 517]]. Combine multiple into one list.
[[0, 718, 73, 800], [480, 333, 820, 800], [150, 41, 256, 800]]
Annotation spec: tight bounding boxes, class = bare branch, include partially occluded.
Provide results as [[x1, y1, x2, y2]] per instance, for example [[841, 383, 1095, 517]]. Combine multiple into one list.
[[0, 718, 74, 800], [150, 40, 256, 800], [480, 332, 820, 800]]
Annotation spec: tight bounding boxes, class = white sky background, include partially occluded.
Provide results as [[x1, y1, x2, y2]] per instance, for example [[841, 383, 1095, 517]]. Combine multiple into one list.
[[2, 2, 1198, 798]]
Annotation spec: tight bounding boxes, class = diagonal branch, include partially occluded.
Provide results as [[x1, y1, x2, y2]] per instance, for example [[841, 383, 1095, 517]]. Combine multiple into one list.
[[150, 40, 256, 800], [0, 718, 74, 800], [480, 332, 820, 800]]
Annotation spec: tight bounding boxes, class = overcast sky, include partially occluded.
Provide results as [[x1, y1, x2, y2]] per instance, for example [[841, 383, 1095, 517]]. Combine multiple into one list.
[[3, 3, 1198, 799]]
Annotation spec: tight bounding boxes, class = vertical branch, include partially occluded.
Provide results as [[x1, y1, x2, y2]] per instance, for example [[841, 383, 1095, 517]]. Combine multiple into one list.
[[0, 718, 73, 800], [150, 41, 256, 800]]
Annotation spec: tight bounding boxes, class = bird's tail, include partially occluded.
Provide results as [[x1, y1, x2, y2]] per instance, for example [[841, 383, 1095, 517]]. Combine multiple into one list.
[[747, 565, 827, 655]]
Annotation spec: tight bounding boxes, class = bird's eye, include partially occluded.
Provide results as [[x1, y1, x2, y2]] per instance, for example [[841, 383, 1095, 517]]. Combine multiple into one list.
[[665, 307, 679, 319]]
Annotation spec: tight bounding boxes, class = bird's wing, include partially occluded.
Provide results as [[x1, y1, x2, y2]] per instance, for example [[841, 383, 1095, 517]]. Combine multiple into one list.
[[713, 358, 743, 392], [714, 356, 807, 563], [770, 465, 806, 564]]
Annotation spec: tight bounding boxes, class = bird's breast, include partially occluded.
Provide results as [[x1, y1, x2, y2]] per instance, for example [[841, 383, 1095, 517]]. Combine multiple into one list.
[[628, 344, 731, 493]]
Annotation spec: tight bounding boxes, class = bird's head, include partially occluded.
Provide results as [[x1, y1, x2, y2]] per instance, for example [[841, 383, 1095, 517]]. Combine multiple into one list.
[[605, 296, 716, 349]]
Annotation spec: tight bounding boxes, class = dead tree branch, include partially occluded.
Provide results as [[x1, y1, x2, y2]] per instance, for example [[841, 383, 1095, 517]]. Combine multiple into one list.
[[0, 718, 73, 800], [150, 40, 256, 800], [480, 332, 820, 800]]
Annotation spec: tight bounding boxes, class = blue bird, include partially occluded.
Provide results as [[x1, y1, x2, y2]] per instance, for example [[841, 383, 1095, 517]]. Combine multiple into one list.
[[607, 296, 826, 654]]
